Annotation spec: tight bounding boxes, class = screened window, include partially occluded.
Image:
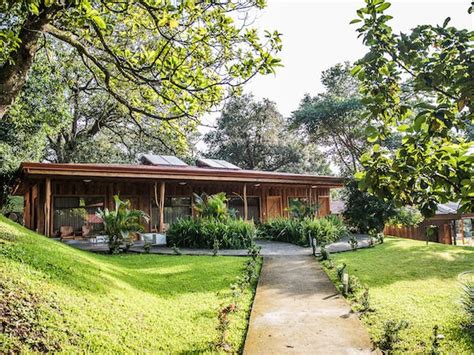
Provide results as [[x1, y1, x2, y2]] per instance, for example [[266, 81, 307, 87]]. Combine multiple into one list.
[[228, 197, 260, 222], [53, 196, 105, 233], [151, 197, 192, 228]]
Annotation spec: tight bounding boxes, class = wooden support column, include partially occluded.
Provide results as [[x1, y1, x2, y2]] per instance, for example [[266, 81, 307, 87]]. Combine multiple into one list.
[[243, 183, 248, 220], [159, 181, 166, 233], [44, 178, 51, 237]]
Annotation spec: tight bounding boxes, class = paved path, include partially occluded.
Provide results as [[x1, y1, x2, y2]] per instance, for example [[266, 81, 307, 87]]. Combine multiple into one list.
[[244, 243, 376, 354], [64, 235, 371, 256]]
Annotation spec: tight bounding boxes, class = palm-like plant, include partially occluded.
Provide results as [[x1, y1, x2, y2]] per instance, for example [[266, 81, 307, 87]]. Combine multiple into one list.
[[96, 195, 149, 253], [193, 192, 229, 220]]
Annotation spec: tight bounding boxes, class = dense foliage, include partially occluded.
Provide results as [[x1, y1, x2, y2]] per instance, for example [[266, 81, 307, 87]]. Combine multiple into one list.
[[258, 216, 348, 247], [352, 0, 473, 215], [96, 196, 148, 253], [388, 206, 424, 227], [342, 180, 396, 233], [205, 94, 330, 174], [0, 0, 282, 119], [290, 63, 368, 175], [193, 193, 229, 221], [166, 217, 256, 249]]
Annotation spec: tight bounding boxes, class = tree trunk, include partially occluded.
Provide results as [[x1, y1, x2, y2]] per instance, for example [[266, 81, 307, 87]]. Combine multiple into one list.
[[0, 13, 51, 119]]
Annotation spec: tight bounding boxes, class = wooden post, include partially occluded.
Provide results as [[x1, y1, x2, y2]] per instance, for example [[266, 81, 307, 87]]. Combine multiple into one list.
[[243, 183, 248, 220], [159, 181, 165, 233], [44, 178, 51, 237], [460, 219, 465, 245]]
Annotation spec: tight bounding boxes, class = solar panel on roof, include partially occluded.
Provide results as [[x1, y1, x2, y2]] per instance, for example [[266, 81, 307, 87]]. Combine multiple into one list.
[[140, 154, 188, 167], [161, 155, 188, 166], [215, 160, 241, 170], [196, 158, 240, 170]]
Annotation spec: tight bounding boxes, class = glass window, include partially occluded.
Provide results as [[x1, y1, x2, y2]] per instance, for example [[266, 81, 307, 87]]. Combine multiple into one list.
[[228, 197, 260, 222], [53, 196, 105, 234], [151, 197, 192, 229]]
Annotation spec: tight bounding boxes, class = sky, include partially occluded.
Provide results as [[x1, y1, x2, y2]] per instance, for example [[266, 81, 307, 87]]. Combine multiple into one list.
[[199, 0, 472, 137]]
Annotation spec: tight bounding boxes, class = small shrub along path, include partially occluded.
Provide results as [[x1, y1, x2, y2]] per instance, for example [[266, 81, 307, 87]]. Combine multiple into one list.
[[244, 242, 376, 354]]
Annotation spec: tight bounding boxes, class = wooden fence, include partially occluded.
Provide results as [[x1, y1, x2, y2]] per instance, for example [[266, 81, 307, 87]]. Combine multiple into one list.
[[384, 223, 453, 244]]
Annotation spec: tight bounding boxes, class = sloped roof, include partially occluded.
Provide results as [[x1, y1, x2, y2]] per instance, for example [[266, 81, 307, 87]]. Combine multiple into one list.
[[15, 162, 344, 191]]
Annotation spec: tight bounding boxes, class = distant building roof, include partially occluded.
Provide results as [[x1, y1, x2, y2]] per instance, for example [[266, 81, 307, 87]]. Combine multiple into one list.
[[436, 202, 461, 215], [330, 200, 345, 215]]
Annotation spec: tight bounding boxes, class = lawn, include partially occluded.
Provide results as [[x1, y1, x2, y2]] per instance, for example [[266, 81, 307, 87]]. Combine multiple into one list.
[[0, 216, 257, 353], [322, 237, 474, 353]]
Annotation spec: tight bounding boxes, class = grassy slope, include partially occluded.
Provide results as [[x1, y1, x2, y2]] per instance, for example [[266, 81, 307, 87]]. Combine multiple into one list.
[[0, 216, 255, 353], [323, 237, 474, 353]]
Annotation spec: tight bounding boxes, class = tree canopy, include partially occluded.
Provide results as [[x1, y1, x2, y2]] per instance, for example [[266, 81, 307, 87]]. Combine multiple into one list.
[[0, 0, 282, 119], [352, 0, 473, 216], [204, 94, 331, 174], [290, 62, 368, 175]]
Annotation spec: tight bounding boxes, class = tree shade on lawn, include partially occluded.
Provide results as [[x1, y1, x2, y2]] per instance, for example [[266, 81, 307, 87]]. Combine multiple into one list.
[[0, 216, 256, 353], [323, 237, 474, 353]]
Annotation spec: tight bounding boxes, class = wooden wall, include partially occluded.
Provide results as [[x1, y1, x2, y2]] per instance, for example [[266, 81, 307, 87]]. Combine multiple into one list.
[[24, 177, 334, 236], [384, 219, 456, 245]]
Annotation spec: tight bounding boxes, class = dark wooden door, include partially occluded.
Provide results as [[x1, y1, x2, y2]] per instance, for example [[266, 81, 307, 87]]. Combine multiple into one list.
[[266, 196, 282, 219]]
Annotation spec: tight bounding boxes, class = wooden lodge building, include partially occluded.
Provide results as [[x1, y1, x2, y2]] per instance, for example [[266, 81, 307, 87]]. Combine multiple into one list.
[[13, 155, 343, 238]]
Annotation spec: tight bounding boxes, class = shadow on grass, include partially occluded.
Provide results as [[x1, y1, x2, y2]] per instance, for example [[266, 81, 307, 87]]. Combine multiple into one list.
[[0, 217, 245, 297], [332, 238, 474, 288]]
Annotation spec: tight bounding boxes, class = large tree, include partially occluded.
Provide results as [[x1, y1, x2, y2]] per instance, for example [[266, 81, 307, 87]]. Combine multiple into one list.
[[0, 0, 282, 119], [290, 63, 368, 175], [3, 42, 190, 164], [204, 94, 331, 174], [352, 0, 473, 215]]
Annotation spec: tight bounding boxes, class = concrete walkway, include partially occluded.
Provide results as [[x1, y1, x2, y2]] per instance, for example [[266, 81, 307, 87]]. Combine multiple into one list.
[[64, 235, 371, 256], [244, 248, 376, 354]]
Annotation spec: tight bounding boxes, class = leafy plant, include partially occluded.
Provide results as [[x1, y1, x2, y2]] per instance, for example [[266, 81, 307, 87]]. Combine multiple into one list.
[[287, 199, 317, 219], [353, 0, 473, 215], [193, 193, 229, 220], [342, 179, 396, 233], [459, 271, 474, 330], [96, 195, 148, 254], [347, 275, 361, 295], [258, 216, 348, 247], [320, 245, 330, 261], [143, 240, 151, 254], [378, 319, 409, 353], [212, 239, 220, 256], [429, 325, 444, 355], [388, 206, 424, 227], [167, 217, 255, 249], [348, 235, 359, 250], [172, 244, 181, 256], [358, 287, 372, 313]]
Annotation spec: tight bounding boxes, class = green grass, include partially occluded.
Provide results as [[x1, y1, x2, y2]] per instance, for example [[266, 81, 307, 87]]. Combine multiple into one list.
[[0, 216, 257, 353], [322, 237, 474, 353]]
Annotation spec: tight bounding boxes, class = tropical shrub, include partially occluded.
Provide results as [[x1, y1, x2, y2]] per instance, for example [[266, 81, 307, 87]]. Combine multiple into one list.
[[342, 179, 396, 233], [388, 206, 424, 227], [287, 199, 317, 219], [257, 217, 305, 245], [166, 217, 255, 249], [96, 195, 149, 254], [258, 216, 348, 247], [193, 192, 229, 220]]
